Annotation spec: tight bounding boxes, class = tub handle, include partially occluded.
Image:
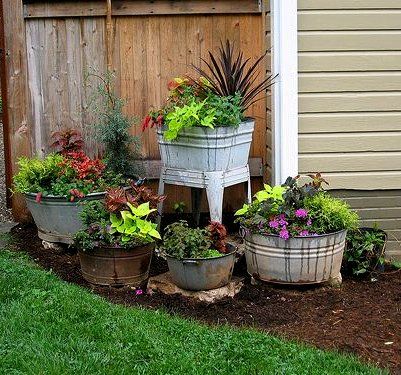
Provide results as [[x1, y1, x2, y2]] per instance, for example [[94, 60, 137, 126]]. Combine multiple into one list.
[[182, 260, 199, 266]]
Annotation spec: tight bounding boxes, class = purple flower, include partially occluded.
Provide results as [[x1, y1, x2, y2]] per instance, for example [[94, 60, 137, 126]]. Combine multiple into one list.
[[306, 219, 312, 226], [279, 227, 290, 240], [135, 289, 143, 296], [299, 230, 309, 237], [295, 209, 308, 219], [269, 220, 279, 229], [277, 214, 288, 226]]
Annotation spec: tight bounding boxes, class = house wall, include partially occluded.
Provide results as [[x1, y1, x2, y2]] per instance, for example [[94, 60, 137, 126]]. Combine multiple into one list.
[[298, 0, 401, 259]]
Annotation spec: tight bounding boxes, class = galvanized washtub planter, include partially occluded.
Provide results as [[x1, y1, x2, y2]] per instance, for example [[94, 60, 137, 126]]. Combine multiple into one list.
[[25, 192, 104, 244], [166, 244, 237, 291], [157, 119, 254, 171], [79, 243, 154, 287], [244, 230, 347, 284]]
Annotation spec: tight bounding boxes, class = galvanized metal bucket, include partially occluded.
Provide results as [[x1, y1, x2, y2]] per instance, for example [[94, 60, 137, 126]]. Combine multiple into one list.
[[25, 192, 104, 244], [166, 244, 237, 291], [79, 243, 154, 287], [244, 230, 347, 284], [157, 119, 254, 171]]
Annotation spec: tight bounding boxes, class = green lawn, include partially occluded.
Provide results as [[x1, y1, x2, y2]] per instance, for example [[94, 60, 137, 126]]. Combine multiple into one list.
[[0, 245, 385, 375]]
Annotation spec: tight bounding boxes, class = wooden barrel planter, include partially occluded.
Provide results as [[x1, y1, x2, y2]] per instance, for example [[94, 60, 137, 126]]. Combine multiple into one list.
[[165, 244, 237, 291], [244, 230, 347, 284], [25, 192, 104, 244], [157, 119, 254, 171], [78, 243, 154, 287]]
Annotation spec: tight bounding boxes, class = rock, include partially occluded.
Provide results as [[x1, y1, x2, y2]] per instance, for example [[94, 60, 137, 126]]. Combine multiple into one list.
[[42, 240, 64, 252], [147, 272, 244, 303], [327, 273, 342, 288]]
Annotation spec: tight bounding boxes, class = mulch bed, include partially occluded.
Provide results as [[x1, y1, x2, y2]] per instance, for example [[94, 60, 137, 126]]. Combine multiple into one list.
[[9, 223, 401, 374]]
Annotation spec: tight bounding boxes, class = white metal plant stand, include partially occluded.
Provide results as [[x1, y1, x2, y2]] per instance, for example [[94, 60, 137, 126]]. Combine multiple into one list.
[[157, 165, 252, 225]]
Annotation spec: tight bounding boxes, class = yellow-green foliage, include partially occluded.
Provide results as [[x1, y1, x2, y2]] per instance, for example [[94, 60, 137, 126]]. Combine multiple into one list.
[[12, 154, 64, 194], [304, 193, 359, 233]]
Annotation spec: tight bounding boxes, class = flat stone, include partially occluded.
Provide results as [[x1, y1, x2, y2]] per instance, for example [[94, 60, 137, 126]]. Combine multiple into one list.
[[147, 272, 244, 303]]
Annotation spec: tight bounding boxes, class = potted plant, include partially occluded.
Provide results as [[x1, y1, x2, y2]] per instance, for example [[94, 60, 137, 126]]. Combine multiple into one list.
[[235, 174, 359, 284], [12, 129, 129, 244], [142, 40, 275, 172], [160, 220, 237, 291], [12, 73, 143, 244], [343, 226, 387, 276], [74, 185, 164, 286]]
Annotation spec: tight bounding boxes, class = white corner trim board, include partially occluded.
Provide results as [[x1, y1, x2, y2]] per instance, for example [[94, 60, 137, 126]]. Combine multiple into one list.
[[270, 0, 299, 184]]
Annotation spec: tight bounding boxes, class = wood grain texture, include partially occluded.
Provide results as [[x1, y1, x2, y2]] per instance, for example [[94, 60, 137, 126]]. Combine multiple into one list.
[[2, 0, 32, 221], [24, 0, 262, 18], [23, 12, 267, 214]]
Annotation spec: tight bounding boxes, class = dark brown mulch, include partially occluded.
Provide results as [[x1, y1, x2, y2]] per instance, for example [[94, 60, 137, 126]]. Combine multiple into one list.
[[9, 223, 401, 374]]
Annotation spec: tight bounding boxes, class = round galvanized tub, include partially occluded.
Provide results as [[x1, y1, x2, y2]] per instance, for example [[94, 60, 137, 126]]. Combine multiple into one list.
[[166, 244, 237, 291], [157, 119, 254, 172], [25, 192, 104, 244], [79, 243, 154, 287], [244, 230, 347, 284]]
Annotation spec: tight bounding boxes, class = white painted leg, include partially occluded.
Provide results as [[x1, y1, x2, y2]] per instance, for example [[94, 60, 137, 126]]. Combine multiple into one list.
[[246, 166, 252, 204], [157, 168, 166, 229], [205, 172, 224, 223]]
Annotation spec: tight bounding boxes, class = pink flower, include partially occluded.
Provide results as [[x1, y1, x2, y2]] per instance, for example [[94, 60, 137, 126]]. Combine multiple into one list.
[[279, 227, 290, 240], [299, 230, 309, 237], [295, 209, 308, 219], [135, 289, 143, 296], [307, 219, 312, 226], [269, 220, 279, 229]]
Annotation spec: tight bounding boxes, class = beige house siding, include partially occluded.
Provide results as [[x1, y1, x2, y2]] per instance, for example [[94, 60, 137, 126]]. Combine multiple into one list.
[[298, 1, 401, 259], [298, 0, 401, 189]]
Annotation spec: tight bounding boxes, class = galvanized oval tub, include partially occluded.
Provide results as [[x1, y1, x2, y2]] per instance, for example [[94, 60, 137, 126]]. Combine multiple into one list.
[[25, 192, 104, 244], [244, 230, 347, 284], [166, 244, 237, 291], [79, 243, 154, 287], [157, 119, 254, 171]]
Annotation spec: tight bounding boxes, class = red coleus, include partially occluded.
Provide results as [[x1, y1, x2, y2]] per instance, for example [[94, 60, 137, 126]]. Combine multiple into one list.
[[69, 188, 85, 202], [50, 128, 84, 155], [141, 114, 164, 132], [207, 221, 228, 253], [61, 151, 105, 182]]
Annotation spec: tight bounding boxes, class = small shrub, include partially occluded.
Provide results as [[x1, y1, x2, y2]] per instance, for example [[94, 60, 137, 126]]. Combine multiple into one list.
[[344, 227, 386, 275], [88, 71, 143, 178], [161, 221, 229, 259]]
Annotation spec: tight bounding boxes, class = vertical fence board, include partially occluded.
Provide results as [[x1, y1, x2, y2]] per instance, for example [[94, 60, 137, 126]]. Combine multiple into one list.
[[2, 0, 32, 220]]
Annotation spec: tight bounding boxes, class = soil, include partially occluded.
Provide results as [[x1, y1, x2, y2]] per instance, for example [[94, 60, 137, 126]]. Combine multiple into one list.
[[10, 223, 401, 374]]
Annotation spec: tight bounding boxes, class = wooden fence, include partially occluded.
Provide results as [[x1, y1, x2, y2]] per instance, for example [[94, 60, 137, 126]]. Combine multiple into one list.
[[1, 0, 271, 221]]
